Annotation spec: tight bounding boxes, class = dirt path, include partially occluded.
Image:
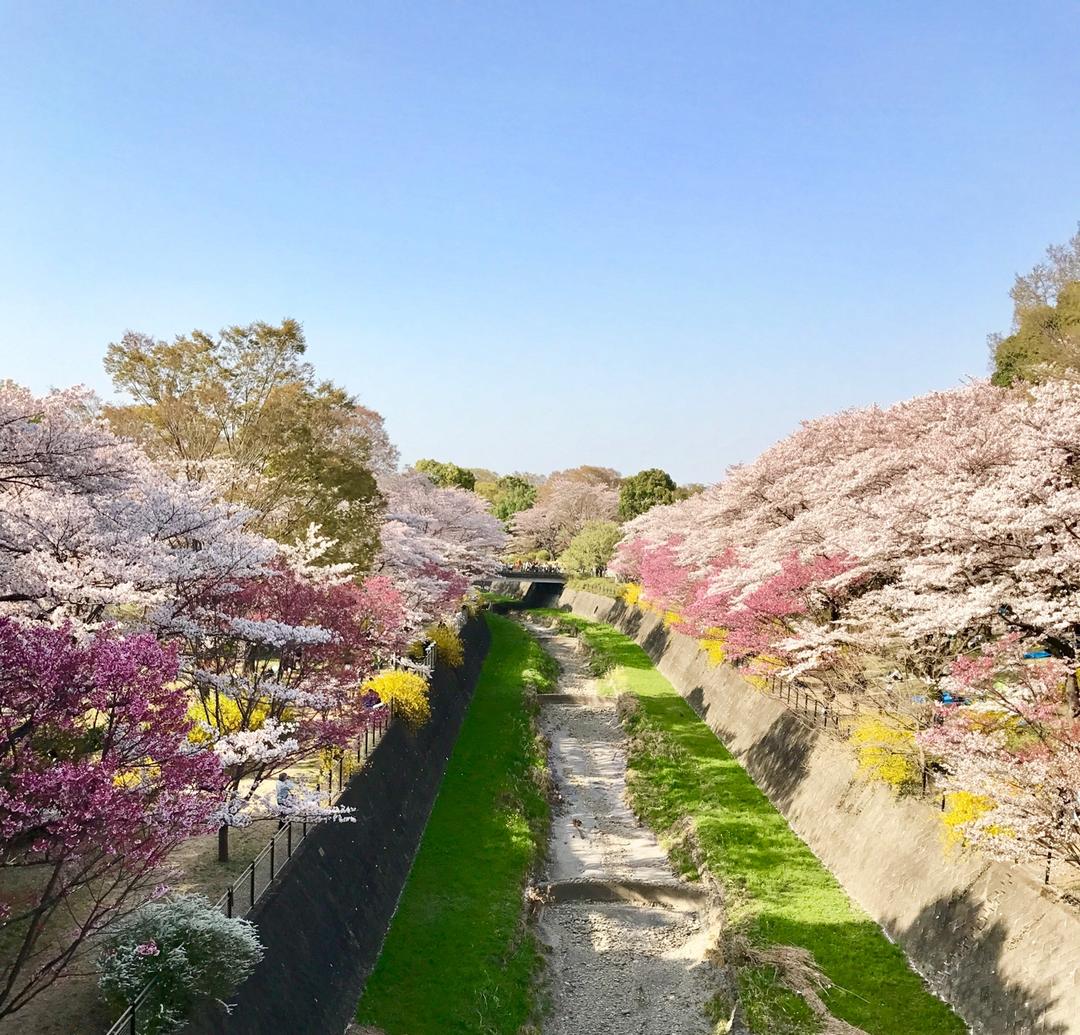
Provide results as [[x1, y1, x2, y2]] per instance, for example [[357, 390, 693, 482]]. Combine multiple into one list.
[[523, 618, 719, 1035]]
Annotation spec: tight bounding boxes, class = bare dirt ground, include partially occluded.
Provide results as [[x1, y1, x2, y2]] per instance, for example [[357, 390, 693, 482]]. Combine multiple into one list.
[[523, 618, 720, 1035]]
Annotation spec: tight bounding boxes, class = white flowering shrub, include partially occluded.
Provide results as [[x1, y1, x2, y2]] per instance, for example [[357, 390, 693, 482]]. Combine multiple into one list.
[[99, 895, 263, 1034]]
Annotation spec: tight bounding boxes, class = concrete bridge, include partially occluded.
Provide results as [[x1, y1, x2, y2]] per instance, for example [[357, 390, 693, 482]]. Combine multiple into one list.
[[487, 571, 566, 608]]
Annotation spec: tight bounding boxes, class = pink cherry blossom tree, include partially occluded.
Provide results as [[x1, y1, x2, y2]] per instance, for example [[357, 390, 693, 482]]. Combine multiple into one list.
[[613, 379, 1080, 870], [377, 471, 506, 629], [916, 638, 1079, 868], [510, 474, 619, 557], [176, 539, 406, 860]]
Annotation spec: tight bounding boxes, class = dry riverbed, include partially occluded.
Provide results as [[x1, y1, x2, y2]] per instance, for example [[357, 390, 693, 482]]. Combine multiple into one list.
[[523, 617, 722, 1035]]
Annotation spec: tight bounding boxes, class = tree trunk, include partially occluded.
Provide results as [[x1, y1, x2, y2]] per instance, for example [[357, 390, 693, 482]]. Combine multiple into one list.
[[218, 823, 230, 863], [1068, 670, 1080, 718]]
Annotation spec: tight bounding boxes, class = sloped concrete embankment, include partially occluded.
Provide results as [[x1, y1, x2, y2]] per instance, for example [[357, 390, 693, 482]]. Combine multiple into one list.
[[559, 589, 1080, 1035], [183, 615, 491, 1035]]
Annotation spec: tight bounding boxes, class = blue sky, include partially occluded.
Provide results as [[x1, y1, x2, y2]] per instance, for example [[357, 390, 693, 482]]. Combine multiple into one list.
[[2, 2, 1078, 483]]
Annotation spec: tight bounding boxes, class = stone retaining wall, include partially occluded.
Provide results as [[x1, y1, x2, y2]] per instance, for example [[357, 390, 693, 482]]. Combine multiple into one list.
[[561, 588, 1080, 1035]]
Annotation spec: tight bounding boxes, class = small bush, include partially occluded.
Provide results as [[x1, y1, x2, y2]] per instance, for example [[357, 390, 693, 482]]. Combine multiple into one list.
[[619, 582, 643, 607], [850, 715, 921, 792], [426, 623, 465, 668], [99, 895, 263, 1035], [941, 790, 994, 850], [698, 630, 727, 666], [364, 669, 431, 726]]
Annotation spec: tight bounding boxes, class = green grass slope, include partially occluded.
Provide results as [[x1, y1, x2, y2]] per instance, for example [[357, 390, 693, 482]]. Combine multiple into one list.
[[355, 613, 549, 1035]]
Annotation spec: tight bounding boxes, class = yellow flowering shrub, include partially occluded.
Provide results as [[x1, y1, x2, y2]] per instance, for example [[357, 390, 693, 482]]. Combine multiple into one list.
[[699, 633, 727, 666], [941, 790, 994, 850], [850, 715, 921, 792], [364, 669, 431, 726], [663, 610, 682, 628], [186, 697, 271, 745], [426, 623, 465, 668], [619, 583, 643, 608], [319, 745, 361, 784], [697, 627, 729, 667]]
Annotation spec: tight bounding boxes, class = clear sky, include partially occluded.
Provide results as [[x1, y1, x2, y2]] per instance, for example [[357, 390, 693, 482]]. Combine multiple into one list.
[[2, 2, 1078, 484]]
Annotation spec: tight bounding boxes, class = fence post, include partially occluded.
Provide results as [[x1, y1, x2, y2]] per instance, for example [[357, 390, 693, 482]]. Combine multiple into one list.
[[270, 837, 276, 880], [249, 862, 255, 907], [129, 1005, 136, 1035], [287, 821, 292, 857], [227, 885, 234, 918], [338, 755, 344, 792]]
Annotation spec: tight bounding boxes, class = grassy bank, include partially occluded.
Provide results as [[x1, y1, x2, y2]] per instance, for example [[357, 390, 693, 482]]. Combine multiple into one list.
[[354, 613, 550, 1035], [531, 610, 965, 1035]]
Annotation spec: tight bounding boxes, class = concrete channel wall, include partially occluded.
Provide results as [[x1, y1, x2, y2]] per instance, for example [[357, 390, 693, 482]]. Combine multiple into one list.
[[184, 614, 491, 1035], [560, 588, 1080, 1035]]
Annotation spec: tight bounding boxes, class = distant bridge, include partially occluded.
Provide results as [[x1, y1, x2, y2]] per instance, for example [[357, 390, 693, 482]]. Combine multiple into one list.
[[493, 569, 566, 584], [486, 570, 566, 608]]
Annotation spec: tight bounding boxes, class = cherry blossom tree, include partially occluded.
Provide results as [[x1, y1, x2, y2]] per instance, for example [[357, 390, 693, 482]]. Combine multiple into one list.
[[176, 540, 405, 860], [916, 638, 1079, 868], [614, 379, 1080, 821], [510, 475, 619, 556], [0, 381, 275, 633], [0, 385, 409, 864], [377, 471, 506, 629], [0, 619, 223, 1019]]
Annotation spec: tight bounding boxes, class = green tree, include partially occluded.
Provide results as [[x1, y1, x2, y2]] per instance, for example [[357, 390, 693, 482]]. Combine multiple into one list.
[[991, 281, 1080, 385], [558, 520, 622, 578], [991, 224, 1080, 385], [414, 458, 476, 490], [103, 319, 385, 568], [618, 468, 676, 520], [487, 475, 537, 521]]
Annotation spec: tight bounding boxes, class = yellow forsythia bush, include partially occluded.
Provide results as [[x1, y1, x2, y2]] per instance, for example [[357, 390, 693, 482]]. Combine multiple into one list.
[[698, 628, 727, 666], [187, 697, 271, 745], [941, 790, 994, 850], [426, 623, 465, 668], [363, 669, 431, 727], [619, 583, 643, 608], [850, 715, 922, 792]]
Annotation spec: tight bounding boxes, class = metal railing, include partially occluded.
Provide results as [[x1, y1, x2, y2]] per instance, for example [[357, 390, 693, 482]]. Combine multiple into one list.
[[104, 703, 397, 1035]]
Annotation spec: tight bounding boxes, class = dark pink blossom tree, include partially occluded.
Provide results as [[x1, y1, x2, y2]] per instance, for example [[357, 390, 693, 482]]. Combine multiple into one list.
[[0, 620, 223, 1018]]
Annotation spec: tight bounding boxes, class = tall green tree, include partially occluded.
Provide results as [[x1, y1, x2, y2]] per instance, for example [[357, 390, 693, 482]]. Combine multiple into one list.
[[618, 468, 676, 520], [558, 520, 622, 578], [414, 458, 476, 491], [992, 281, 1080, 385], [991, 224, 1080, 385], [478, 475, 537, 521], [103, 319, 386, 568]]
